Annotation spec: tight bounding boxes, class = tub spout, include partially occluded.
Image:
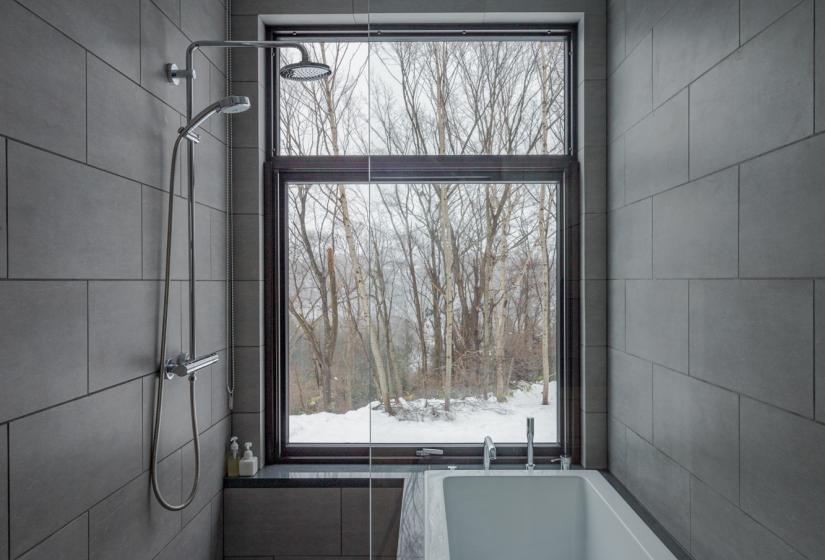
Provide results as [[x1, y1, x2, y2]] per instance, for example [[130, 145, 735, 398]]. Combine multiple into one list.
[[483, 435, 497, 470]]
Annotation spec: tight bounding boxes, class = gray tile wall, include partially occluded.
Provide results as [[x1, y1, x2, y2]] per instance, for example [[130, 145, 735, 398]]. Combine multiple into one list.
[[607, 1, 824, 558], [0, 0, 229, 558], [223, 487, 403, 558]]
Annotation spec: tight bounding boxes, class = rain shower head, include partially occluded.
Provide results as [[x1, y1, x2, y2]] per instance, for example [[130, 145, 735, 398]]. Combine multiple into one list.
[[179, 95, 251, 141], [280, 60, 332, 82]]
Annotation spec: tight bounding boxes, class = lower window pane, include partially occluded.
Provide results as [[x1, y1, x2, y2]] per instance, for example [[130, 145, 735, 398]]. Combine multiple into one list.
[[287, 182, 559, 444]]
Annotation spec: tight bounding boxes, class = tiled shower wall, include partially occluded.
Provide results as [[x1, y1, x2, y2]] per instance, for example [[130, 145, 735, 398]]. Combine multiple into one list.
[[0, 0, 229, 558], [607, 1, 825, 558]]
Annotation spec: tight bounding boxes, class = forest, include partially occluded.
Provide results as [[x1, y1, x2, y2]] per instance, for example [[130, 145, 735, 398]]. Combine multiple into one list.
[[279, 38, 566, 442]]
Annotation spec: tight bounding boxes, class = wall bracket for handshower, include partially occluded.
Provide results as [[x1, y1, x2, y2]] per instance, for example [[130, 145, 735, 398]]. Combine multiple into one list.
[[165, 63, 197, 85]]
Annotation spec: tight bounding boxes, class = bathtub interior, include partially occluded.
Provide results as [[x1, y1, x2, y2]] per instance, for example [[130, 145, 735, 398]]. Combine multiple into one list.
[[440, 474, 667, 560]]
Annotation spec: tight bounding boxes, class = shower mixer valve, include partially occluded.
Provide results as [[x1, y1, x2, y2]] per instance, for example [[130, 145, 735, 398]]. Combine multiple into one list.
[[165, 352, 219, 379]]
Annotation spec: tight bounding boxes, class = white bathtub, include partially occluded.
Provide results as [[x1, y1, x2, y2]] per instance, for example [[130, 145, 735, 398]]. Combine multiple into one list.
[[424, 470, 677, 560]]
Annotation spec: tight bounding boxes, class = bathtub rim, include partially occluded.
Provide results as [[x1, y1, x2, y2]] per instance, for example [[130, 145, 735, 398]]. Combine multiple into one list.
[[423, 469, 679, 560]]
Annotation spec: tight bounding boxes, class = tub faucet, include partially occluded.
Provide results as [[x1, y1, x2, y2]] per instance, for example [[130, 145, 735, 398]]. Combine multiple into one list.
[[526, 417, 535, 471], [483, 435, 497, 470]]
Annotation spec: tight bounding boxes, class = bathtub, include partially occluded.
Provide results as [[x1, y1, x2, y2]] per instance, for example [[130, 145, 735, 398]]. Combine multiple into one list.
[[424, 470, 677, 560]]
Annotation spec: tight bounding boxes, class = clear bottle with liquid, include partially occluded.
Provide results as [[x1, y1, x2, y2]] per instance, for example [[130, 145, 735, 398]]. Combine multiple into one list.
[[226, 436, 240, 477]]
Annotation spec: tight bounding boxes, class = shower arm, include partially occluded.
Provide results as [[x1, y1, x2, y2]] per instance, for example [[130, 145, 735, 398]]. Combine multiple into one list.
[[173, 40, 308, 361]]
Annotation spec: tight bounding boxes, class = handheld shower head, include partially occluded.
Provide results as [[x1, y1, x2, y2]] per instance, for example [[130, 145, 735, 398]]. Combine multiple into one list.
[[179, 95, 251, 141], [280, 60, 332, 82]]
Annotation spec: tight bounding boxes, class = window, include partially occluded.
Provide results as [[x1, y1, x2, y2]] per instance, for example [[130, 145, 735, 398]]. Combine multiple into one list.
[[265, 26, 579, 463]]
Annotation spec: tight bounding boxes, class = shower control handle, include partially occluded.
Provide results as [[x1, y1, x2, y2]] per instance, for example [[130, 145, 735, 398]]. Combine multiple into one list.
[[165, 352, 219, 379]]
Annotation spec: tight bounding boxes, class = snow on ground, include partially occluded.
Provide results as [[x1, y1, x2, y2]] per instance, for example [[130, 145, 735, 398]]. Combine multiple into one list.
[[289, 381, 557, 443]]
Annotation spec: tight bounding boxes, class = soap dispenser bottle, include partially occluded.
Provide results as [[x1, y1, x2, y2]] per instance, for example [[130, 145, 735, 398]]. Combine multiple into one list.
[[226, 436, 240, 477], [239, 441, 258, 477]]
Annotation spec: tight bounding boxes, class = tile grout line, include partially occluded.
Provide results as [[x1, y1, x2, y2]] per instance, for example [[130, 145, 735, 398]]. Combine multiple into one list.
[[5, 138, 8, 278], [86, 281, 90, 395], [6, 422, 9, 560], [612, 127, 825, 213]]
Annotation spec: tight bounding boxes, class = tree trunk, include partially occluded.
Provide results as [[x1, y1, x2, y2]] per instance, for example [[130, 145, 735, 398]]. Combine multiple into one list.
[[539, 184, 552, 405], [338, 184, 393, 414]]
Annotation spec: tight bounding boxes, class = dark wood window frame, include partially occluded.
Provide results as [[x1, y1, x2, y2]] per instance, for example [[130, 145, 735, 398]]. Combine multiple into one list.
[[262, 25, 581, 465]]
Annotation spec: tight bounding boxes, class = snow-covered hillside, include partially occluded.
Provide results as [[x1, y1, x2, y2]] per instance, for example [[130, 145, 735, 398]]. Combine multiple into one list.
[[289, 381, 557, 443]]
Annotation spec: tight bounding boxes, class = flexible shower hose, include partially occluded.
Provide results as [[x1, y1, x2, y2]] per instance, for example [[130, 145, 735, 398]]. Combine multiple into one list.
[[150, 134, 201, 511]]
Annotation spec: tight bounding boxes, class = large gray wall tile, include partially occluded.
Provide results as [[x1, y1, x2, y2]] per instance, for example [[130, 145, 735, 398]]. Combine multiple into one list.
[[231, 148, 264, 215], [18, 513, 88, 560], [141, 187, 190, 281], [19, 0, 140, 80], [689, 1, 813, 178], [181, 0, 226, 72], [606, 135, 624, 211], [193, 132, 228, 211], [739, 134, 825, 277], [692, 478, 805, 560], [87, 56, 180, 190], [652, 167, 738, 279], [607, 0, 625, 74], [583, 279, 607, 347], [0, 1, 86, 160], [624, 0, 674, 54], [233, 214, 262, 282], [90, 281, 182, 391], [0, 425, 7, 560], [624, 429, 691, 549], [232, 347, 264, 413], [583, 346, 607, 414], [341, 487, 403, 557], [741, 398, 825, 559], [8, 143, 141, 279], [607, 415, 627, 480], [607, 199, 651, 279], [607, 280, 625, 350], [626, 280, 688, 372], [195, 281, 228, 353], [817, 281, 825, 422], [624, 89, 688, 203], [741, 0, 805, 43], [9, 381, 143, 556], [153, 0, 181, 26], [582, 412, 608, 468], [142, 370, 212, 465], [689, 280, 813, 416], [224, 488, 341, 557], [210, 209, 227, 281], [181, 418, 229, 526], [608, 33, 651, 139], [90, 453, 181, 560], [0, 281, 87, 423], [651, 0, 738, 105], [156, 503, 213, 560], [653, 366, 739, 502], [140, 0, 190, 113], [234, 281, 262, 347], [608, 349, 652, 440]]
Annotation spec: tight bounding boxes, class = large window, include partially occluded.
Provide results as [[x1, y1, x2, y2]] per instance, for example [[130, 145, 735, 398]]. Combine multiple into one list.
[[266, 26, 578, 462]]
